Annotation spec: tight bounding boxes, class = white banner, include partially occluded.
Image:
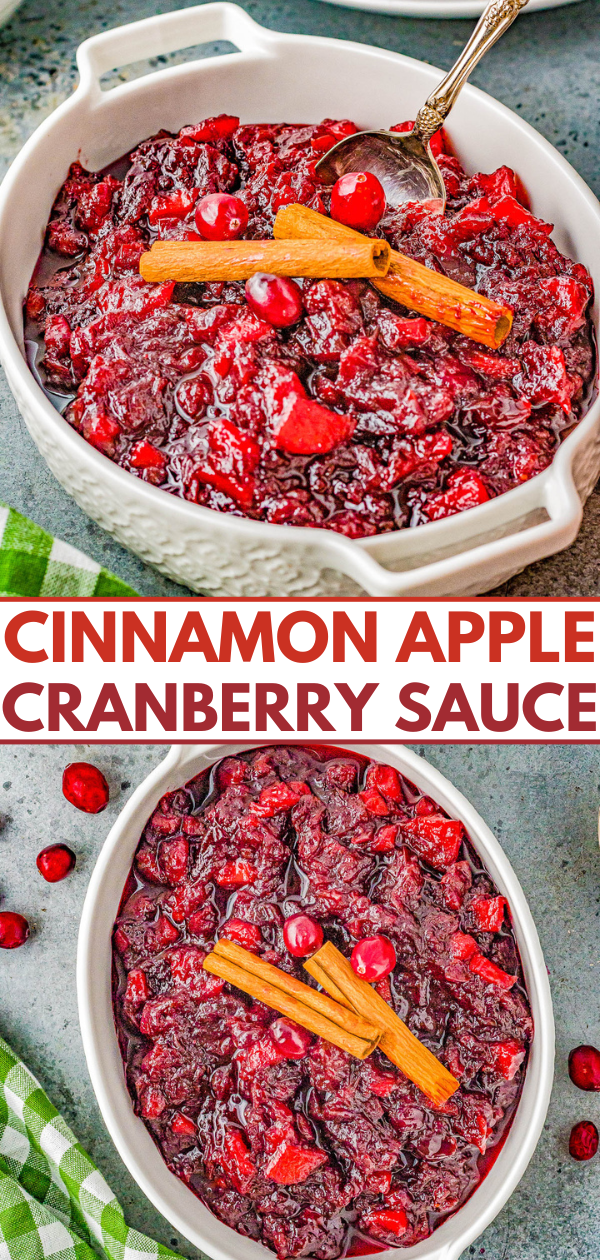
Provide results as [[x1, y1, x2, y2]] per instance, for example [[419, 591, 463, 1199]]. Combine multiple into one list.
[[0, 598, 598, 742]]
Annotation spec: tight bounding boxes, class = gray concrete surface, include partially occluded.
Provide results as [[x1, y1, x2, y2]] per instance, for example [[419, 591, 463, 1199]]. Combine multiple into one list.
[[1, 742, 600, 1259], [0, 0, 599, 593]]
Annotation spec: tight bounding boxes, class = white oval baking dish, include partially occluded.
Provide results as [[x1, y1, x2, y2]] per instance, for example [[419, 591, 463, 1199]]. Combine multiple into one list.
[[77, 741, 554, 1260], [0, 3, 598, 596]]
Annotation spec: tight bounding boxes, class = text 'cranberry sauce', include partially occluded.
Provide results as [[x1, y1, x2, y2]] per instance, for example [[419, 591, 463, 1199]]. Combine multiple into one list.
[[112, 745, 532, 1258], [26, 116, 595, 538]]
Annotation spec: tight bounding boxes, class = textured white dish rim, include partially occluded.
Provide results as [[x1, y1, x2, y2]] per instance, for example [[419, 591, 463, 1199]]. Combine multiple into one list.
[[77, 741, 554, 1260]]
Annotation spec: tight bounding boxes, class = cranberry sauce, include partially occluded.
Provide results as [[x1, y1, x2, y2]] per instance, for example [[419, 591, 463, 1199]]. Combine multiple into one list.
[[112, 745, 533, 1257], [25, 115, 595, 538]]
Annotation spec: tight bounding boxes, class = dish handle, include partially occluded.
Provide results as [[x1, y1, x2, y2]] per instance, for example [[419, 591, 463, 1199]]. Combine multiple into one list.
[[76, 1, 273, 100], [344, 457, 585, 595]]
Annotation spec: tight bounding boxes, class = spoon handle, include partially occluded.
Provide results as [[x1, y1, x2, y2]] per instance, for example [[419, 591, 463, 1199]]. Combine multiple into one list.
[[414, 0, 529, 145]]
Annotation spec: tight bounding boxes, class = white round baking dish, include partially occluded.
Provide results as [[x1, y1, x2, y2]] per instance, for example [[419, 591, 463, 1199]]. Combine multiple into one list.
[[315, 0, 582, 19], [77, 741, 554, 1260], [1, 3, 598, 596]]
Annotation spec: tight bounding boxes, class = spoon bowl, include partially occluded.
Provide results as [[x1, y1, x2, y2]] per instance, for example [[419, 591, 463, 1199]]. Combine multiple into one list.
[[316, 0, 529, 208], [315, 128, 446, 211]]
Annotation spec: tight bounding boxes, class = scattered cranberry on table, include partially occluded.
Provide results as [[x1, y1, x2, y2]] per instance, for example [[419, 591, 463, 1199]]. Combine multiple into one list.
[[330, 170, 386, 232], [36, 843, 76, 882], [568, 1044, 600, 1091], [283, 912, 324, 957], [351, 934, 397, 982], [245, 272, 304, 327], [62, 761, 109, 813], [194, 192, 248, 240], [569, 1120, 599, 1161], [0, 911, 30, 949]]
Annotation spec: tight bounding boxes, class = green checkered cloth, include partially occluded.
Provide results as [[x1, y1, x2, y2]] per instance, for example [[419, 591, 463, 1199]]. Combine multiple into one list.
[[0, 1035, 178, 1260], [0, 504, 136, 596]]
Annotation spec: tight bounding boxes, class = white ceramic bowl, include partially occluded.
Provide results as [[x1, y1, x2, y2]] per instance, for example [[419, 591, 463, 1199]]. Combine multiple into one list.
[[315, 0, 582, 18], [1, 3, 599, 596], [77, 741, 554, 1260]]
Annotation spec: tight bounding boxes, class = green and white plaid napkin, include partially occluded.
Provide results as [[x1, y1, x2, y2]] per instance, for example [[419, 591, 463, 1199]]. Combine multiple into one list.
[[0, 1034, 178, 1260], [0, 504, 136, 597]]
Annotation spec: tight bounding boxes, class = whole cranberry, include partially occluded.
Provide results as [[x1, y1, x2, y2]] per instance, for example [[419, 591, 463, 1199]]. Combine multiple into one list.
[[0, 911, 30, 949], [62, 762, 109, 813], [36, 844, 76, 883], [245, 273, 303, 328], [283, 913, 324, 958], [194, 193, 248, 241], [351, 935, 396, 982], [330, 171, 386, 232], [270, 1017, 313, 1059], [569, 1045, 600, 1091], [569, 1120, 599, 1161]]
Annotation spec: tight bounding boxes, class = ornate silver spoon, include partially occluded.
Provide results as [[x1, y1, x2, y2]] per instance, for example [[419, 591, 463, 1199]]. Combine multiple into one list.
[[315, 0, 529, 212]]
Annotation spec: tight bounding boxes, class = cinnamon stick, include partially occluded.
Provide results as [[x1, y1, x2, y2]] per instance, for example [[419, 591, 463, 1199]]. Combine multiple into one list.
[[306, 956, 353, 1010], [139, 237, 391, 283], [213, 939, 378, 1040], [274, 203, 513, 350], [305, 942, 459, 1105], [203, 944, 382, 1060]]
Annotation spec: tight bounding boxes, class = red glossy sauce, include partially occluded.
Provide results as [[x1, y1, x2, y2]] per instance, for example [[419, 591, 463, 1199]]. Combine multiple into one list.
[[25, 115, 595, 537]]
